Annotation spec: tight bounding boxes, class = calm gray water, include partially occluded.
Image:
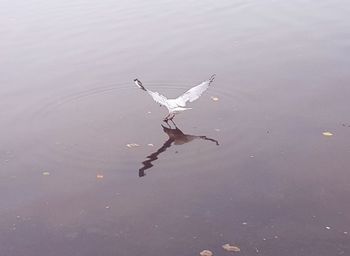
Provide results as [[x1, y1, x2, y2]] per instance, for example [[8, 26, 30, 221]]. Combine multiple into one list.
[[1, 0, 350, 255]]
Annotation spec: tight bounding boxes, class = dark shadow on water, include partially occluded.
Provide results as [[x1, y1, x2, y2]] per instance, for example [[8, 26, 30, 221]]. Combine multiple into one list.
[[139, 121, 219, 177]]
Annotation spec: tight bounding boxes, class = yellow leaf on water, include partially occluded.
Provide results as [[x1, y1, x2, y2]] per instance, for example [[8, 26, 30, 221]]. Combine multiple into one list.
[[322, 131, 333, 137], [222, 244, 240, 252], [200, 250, 213, 256], [126, 143, 140, 148]]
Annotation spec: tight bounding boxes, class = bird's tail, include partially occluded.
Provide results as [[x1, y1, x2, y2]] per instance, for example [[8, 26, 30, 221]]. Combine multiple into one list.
[[181, 107, 192, 111]]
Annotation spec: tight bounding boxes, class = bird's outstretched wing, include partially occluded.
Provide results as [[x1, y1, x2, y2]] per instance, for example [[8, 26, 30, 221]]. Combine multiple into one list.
[[147, 90, 169, 107], [134, 79, 169, 108], [175, 74, 215, 107]]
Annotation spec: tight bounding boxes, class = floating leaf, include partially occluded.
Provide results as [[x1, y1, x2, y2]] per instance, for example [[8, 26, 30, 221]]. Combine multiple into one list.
[[322, 131, 333, 137], [126, 143, 140, 148], [147, 143, 154, 147], [222, 244, 240, 252], [96, 174, 104, 179], [42, 171, 50, 176], [200, 250, 213, 256], [211, 96, 219, 102]]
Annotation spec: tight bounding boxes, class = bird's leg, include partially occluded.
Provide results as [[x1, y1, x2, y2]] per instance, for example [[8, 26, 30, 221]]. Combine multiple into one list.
[[163, 114, 170, 122], [169, 113, 175, 121], [163, 115, 173, 128], [163, 118, 171, 128], [170, 119, 177, 128]]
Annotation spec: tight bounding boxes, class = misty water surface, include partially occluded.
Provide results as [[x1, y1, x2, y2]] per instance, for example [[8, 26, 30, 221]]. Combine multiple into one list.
[[1, 0, 350, 255]]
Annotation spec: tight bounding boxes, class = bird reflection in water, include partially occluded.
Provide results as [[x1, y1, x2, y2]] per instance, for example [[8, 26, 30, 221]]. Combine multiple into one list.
[[139, 121, 219, 177]]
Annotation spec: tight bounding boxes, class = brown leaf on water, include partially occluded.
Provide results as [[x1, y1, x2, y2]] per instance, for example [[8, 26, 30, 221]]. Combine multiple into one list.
[[200, 250, 213, 256], [222, 244, 240, 252]]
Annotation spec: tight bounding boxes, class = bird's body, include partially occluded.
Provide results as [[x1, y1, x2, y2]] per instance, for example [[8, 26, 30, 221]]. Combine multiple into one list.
[[134, 75, 215, 121]]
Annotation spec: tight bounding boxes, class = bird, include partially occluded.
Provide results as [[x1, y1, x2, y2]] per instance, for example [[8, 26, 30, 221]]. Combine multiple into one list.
[[134, 74, 216, 121]]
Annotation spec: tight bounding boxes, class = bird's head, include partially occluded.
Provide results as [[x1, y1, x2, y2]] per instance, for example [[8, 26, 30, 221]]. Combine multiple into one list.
[[134, 78, 141, 85], [134, 78, 146, 91]]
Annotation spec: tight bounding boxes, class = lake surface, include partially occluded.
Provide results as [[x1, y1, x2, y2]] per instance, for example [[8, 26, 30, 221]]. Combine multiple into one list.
[[1, 0, 350, 255]]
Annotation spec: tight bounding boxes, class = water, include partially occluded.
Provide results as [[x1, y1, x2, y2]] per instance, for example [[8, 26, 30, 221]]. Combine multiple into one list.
[[1, 0, 350, 255]]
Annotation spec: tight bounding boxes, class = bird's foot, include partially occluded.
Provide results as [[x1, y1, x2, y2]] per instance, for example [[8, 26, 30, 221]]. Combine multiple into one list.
[[163, 119, 171, 128], [163, 113, 172, 123], [163, 113, 170, 122]]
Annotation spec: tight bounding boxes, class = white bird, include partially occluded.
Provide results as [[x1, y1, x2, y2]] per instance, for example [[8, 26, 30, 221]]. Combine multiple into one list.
[[134, 74, 216, 121]]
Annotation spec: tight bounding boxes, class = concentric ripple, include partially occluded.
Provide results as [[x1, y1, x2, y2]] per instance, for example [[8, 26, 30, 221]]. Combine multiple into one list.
[[15, 80, 255, 174]]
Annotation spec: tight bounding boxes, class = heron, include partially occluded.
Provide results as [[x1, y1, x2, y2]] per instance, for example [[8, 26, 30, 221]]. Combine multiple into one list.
[[134, 74, 216, 121]]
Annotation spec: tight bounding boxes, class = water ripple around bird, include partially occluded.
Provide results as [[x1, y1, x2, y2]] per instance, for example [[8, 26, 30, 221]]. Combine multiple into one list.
[[17, 80, 255, 174]]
